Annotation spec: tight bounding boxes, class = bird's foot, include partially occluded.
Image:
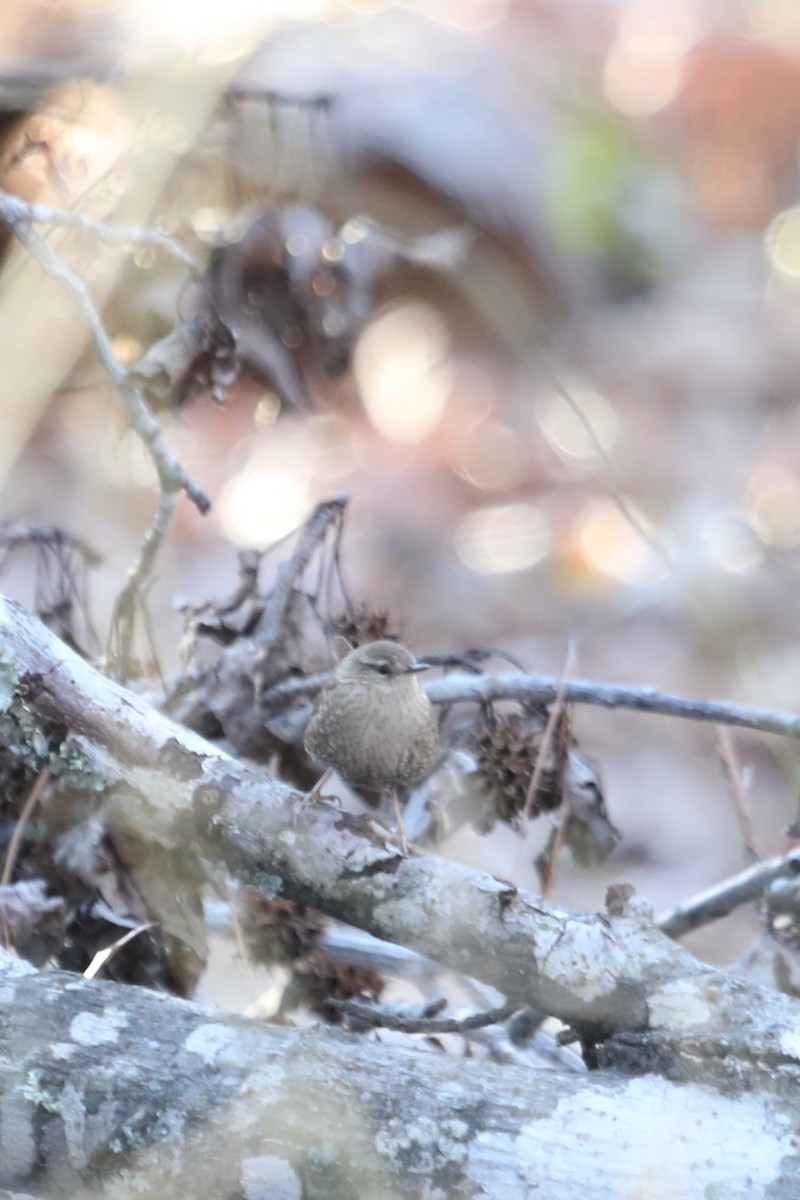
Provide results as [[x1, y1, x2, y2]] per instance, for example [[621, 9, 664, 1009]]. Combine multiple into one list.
[[305, 767, 333, 804], [389, 790, 410, 855], [295, 768, 337, 827], [365, 818, 409, 855]]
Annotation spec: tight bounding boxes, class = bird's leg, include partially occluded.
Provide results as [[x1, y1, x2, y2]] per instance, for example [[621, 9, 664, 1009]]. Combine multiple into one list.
[[305, 767, 334, 804], [295, 767, 335, 828], [389, 788, 410, 855]]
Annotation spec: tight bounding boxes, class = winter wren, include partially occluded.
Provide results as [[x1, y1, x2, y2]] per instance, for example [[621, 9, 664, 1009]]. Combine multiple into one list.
[[304, 641, 439, 846]]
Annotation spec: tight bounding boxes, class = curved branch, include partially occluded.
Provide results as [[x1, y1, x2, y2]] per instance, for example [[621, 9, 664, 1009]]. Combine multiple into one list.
[[332, 996, 519, 1034], [426, 673, 800, 740], [0, 187, 212, 677], [0, 192, 210, 515], [0, 189, 201, 272], [656, 848, 800, 939]]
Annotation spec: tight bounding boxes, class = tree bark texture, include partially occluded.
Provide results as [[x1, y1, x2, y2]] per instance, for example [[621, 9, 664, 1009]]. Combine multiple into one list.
[[1, 950, 799, 1199]]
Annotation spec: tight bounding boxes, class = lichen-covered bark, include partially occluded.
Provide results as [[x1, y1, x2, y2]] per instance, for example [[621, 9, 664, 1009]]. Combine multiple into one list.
[[1, 950, 799, 1200]]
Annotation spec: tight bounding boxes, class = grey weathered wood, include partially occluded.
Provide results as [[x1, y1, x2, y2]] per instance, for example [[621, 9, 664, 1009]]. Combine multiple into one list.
[[1, 949, 798, 1200]]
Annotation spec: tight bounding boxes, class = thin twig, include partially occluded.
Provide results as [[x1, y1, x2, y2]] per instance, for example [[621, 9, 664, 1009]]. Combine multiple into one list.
[[0, 191, 213, 677], [225, 880, 255, 976], [107, 490, 177, 675], [520, 644, 576, 897], [83, 922, 155, 980], [3, 199, 209, 676], [426, 673, 800, 741], [332, 997, 519, 1034], [257, 494, 349, 648], [715, 726, 760, 863], [0, 189, 200, 273], [540, 821, 566, 900], [0, 768, 50, 887], [523, 643, 576, 824], [2, 208, 210, 514], [541, 363, 671, 572], [319, 925, 441, 983], [0, 523, 101, 566], [656, 848, 800, 939]]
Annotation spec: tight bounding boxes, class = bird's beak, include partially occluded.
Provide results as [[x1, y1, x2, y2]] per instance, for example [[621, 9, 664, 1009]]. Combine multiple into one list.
[[407, 661, 433, 673]]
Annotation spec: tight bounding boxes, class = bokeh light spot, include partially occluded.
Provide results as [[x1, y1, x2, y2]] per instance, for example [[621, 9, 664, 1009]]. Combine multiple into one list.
[[218, 465, 308, 547], [428, 0, 510, 33], [254, 395, 281, 427], [746, 463, 800, 548], [603, 3, 700, 117], [322, 238, 345, 263], [111, 334, 144, 364], [286, 234, 309, 257], [766, 207, 800, 278], [455, 503, 550, 575], [132, 246, 156, 270], [538, 386, 618, 462], [451, 421, 527, 490], [190, 207, 227, 243], [355, 303, 453, 444], [701, 509, 763, 573], [576, 499, 656, 584]]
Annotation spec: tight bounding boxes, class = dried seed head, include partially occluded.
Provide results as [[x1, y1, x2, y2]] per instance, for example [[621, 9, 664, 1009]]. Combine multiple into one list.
[[237, 892, 326, 967], [468, 710, 569, 829], [330, 604, 401, 649], [290, 950, 384, 1022]]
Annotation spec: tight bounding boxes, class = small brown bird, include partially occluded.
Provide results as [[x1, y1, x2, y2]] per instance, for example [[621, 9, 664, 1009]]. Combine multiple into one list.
[[304, 641, 439, 850]]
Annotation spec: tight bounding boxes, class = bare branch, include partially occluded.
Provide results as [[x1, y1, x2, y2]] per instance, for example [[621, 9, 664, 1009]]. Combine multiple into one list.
[[0, 767, 50, 887], [715, 725, 760, 862], [0, 187, 212, 677], [0, 191, 210, 515], [257, 493, 349, 647], [0, 523, 101, 566], [426, 672, 800, 741], [656, 848, 800, 939], [83, 921, 156, 980], [0, 188, 200, 273], [107, 489, 178, 675], [333, 996, 519, 1033]]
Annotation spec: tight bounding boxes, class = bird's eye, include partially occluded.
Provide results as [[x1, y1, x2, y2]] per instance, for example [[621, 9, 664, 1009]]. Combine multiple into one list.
[[375, 662, 391, 676]]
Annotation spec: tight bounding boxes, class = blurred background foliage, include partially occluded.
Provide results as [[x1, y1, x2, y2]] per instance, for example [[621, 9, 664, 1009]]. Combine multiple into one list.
[[2, 0, 800, 1002]]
